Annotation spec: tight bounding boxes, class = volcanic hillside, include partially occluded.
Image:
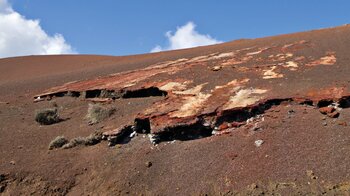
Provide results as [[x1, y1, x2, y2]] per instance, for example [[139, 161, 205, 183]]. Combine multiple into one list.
[[0, 25, 350, 195]]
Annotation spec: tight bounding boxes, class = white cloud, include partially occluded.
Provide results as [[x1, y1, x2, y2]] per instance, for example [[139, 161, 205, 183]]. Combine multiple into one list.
[[0, 0, 75, 58], [151, 21, 222, 52]]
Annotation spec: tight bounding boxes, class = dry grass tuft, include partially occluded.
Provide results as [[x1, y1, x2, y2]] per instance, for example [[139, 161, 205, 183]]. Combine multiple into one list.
[[85, 104, 115, 124], [62, 132, 103, 149], [48, 136, 68, 150], [35, 108, 60, 125]]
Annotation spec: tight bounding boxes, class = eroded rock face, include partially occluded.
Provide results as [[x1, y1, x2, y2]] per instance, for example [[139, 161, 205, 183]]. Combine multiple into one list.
[[35, 39, 349, 144]]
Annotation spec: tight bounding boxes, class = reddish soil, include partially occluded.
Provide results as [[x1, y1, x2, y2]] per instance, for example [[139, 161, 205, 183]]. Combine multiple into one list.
[[0, 25, 350, 195]]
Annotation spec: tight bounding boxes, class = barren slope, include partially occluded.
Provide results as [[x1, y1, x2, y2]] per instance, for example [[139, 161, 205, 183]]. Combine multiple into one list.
[[0, 25, 350, 195]]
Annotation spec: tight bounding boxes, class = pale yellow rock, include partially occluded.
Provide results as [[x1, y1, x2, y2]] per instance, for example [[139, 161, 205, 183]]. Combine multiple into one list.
[[223, 88, 267, 110]]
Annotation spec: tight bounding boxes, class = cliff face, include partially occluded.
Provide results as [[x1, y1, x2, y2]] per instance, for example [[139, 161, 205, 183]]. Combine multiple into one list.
[[35, 25, 349, 145], [1, 25, 350, 195]]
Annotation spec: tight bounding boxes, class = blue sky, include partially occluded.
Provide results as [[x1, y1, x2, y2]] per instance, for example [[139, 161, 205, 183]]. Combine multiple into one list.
[[1, 0, 350, 58]]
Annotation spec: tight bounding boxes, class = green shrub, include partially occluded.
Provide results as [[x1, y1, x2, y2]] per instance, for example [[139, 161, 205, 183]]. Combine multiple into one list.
[[48, 136, 68, 150], [35, 108, 60, 125]]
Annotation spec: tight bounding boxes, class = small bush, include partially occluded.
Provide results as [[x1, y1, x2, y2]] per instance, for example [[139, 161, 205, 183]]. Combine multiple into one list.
[[84, 132, 103, 146], [48, 136, 68, 150], [86, 104, 115, 124], [62, 132, 103, 149], [35, 108, 60, 125], [62, 137, 86, 149]]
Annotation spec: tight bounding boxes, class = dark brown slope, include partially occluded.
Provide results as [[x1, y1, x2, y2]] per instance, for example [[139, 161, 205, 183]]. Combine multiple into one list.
[[0, 25, 350, 195]]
